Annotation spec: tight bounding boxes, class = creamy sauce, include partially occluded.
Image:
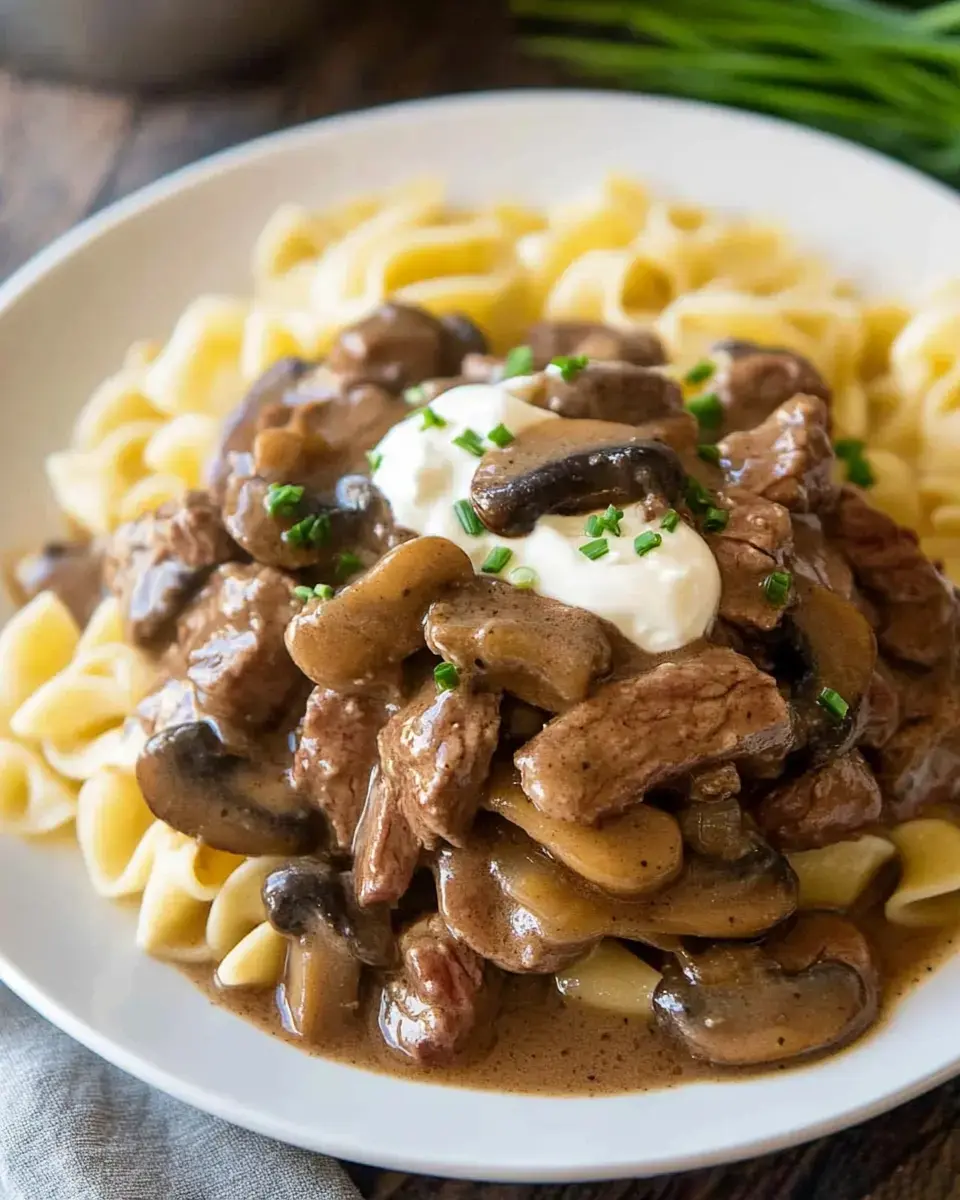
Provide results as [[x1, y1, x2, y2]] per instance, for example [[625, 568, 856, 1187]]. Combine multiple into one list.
[[184, 921, 958, 1096], [371, 381, 721, 653]]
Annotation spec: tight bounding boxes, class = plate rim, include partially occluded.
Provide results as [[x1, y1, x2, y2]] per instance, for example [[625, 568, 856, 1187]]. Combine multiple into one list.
[[3, 87, 960, 1182]]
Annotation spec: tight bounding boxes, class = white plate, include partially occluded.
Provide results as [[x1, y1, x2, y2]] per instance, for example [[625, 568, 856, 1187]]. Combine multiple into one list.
[[2, 91, 960, 1183]]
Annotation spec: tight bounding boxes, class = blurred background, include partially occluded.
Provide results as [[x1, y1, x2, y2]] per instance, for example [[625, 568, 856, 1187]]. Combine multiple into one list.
[[4, 0, 960, 277]]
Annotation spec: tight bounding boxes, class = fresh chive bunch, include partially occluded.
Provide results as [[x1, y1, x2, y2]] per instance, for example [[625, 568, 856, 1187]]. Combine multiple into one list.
[[512, 0, 960, 184]]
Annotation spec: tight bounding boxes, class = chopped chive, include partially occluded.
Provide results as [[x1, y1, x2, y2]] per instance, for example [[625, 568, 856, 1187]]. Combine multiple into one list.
[[702, 507, 729, 534], [453, 499, 484, 536], [834, 439, 866, 461], [846, 455, 876, 488], [684, 475, 714, 514], [293, 585, 314, 602], [481, 546, 513, 574], [684, 359, 715, 386], [420, 406, 447, 430], [487, 422, 515, 449], [452, 428, 486, 458], [634, 530, 662, 557], [334, 552, 363, 581], [313, 584, 334, 601], [762, 570, 792, 607], [502, 344, 534, 379], [366, 449, 383, 473], [600, 505, 624, 536], [817, 687, 849, 723], [584, 514, 604, 537], [265, 482, 305, 518], [551, 353, 589, 382], [697, 444, 721, 465], [579, 538, 609, 561], [282, 512, 331, 548], [434, 662, 460, 693], [508, 566, 538, 590], [685, 391, 723, 432], [403, 384, 426, 407], [660, 509, 681, 533]]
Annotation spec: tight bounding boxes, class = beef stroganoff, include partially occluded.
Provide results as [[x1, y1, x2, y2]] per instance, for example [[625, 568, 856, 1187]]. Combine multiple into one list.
[[3, 175, 960, 1092]]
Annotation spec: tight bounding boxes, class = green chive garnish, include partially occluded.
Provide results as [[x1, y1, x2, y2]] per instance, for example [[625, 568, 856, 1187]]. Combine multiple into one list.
[[684, 475, 714, 514], [702, 507, 729, 533], [481, 546, 513, 574], [551, 353, 589, 382], [686, 391, 723, 431], [600, 505, 624, 536], [366, 450, 383, 473], [434, 662, 460, 693], [660, 509, 681, 533], [293, 586, 314, 602], [579, 538, 609, 561], [314, 584, 334, 601], [834, 439, 866, 460], [846, 456, 875, 488], [697, 444, 721, 465], [634, 531, 662, 557], [584, 514, 604, 537], [453, 499, 484, 536], [502, 345, 534, 379], [265, 482, 305, 518], [684, 359, 715, 386], [452, 428, 486, 458], [508, 566, 538, 589], [762, 570, 792, 606], [334, 551, 363, 581], [817, 687, 849, 723], [420, 406, 447, 430], [282, 513, 331, 548], [404, 384, 426, 407], [487, 422, 515, 449]]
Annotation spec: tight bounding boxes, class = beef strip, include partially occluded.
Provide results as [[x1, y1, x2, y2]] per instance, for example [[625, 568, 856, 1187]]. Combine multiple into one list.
[[516, 646, 793, 823], [352, 768, 420, 907], [424, 578, 611, 711], [717, 394, 836, 513], [379, 681, 501, 848], [791, 513, 854, 598], [710, 339, 831, 435], [535, 361, 683, 425], [754, 750, 882, 851], [706, 487, 794, 631], [826, 486, 958, 667], [12, 540, 105, 626], [293, 687, 399, 851], [378, 913, 488, 1065], [105, 491, 238, 646], [860, 663, 901, 750], [175, 562, 303, 730], [526, 320, 666, 368]]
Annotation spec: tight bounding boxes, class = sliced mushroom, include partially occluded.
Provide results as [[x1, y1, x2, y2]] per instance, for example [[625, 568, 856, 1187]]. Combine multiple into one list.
[[536, 361, 683, 425], [470, 419, 685, 536], [425, 577, 611, 711], [653, 913, 878, 1065], [137, 721, 322, 856], [484, 767, 683, 896], [285, 536, 474, 690]]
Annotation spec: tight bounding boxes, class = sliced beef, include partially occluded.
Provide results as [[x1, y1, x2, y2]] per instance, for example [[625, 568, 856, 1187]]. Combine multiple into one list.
[[516, 647, 793, 823], [425, 578, 611, 711], [826, 487, 958, 667], [755, 751, 882, 851], [175, 563, 303, 730], [379, 681, 501, 848], [378, 914, 488, 1065], [536, 361, 683, 425], [717, 394, 836, 513], [860, 664, 901, 751], [791, 514, 854, 598], [353, 769, 420, 907], [876, 670, 960, 820], [707, 488, 794, 631], [526, 320, 666, 368], [293, 687, 398, 851], [105, 491, 238, 646], [711, 339, 831, 435], [12, 540, 105, 626], [326, 303, 485, 392]]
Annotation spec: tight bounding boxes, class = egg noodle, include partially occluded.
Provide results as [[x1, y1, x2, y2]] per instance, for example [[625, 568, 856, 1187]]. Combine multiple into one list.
[[3, 174, 960, 994]]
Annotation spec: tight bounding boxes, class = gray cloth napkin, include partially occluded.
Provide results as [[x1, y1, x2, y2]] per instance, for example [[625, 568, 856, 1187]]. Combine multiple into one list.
[[0, 986, 363, 1200]]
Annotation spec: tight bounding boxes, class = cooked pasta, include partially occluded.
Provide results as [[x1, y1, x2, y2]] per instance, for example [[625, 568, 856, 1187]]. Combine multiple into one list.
[[886, 819, 960, 928], [207, 857, 287, 988], [788, 835, 897, 912]]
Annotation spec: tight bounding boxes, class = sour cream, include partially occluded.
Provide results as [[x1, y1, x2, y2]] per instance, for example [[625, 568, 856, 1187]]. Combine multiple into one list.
[[371, 381, 720, 653]]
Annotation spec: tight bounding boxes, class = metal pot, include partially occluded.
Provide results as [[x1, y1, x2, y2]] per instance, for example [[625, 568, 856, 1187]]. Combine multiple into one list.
[[0, 0, 321, 88]]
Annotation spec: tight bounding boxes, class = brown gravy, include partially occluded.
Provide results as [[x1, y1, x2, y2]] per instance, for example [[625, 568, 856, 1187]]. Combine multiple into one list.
[[182, 919, 958, 1096]]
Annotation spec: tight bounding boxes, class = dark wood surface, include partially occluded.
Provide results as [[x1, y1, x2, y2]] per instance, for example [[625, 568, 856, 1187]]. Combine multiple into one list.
[[2, 2, 959, 1195]]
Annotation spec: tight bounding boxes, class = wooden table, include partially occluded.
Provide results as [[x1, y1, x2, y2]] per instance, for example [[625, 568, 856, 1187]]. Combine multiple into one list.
[[2, 1, 960, 1195]]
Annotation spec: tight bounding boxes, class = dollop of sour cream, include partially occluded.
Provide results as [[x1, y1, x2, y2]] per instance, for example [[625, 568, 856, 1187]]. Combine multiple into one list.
[[371, 381, 721, 653]]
